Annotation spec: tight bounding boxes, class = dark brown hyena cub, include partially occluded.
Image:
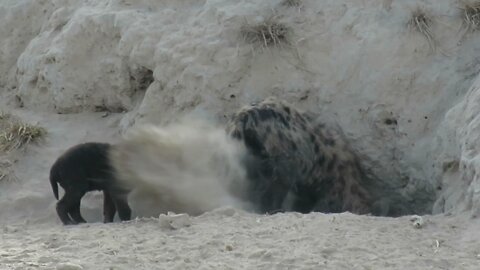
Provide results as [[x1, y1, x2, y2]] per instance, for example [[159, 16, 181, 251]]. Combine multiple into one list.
[[49, 142, 132, 225]]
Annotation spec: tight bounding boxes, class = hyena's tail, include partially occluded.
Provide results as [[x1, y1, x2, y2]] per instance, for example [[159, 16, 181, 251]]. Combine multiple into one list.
[[49, 168, 59, 200]]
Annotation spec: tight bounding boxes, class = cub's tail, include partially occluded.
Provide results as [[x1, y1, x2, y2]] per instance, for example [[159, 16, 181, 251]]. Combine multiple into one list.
[[49, 168, 59, 200]]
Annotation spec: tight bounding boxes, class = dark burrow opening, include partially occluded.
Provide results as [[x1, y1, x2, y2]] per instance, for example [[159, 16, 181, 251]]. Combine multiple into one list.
[[130, 66, 154, 93], [226, 98, 436, 217]]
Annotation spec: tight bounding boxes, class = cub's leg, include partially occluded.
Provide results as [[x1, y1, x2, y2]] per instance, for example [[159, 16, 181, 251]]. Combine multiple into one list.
[[110, 190, 131, 221], [66, 190, 87, 224], [68, 193, 87, 224], [56, 194, 75, 225], [56, 190, 86, 225], [103, 190, 117, 223]]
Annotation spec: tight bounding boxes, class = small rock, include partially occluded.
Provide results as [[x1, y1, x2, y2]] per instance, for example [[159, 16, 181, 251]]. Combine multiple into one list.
[[38, 256, 53, 264], [249, 249, 267, 259], [211, 206, 237, 217], [56, 262, 83, 270], [225, 245, 233, 251], [3, 225, 18, 233], [410, 215, 424, 229], [158, 212, 191, 230]]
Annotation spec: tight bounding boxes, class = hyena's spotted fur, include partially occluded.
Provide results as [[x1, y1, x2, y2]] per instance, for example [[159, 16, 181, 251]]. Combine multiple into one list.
[[227, 97, 372, 215]]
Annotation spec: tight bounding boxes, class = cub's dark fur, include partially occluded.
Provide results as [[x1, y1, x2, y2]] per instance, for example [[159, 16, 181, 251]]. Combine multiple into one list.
[[49, 142, 131, 225]]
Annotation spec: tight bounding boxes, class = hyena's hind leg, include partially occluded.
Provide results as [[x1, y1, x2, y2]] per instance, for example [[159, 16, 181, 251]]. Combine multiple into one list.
[[56, 190, 86, 225], [103, 190, 117, 223], [290, 185, 319, 213]]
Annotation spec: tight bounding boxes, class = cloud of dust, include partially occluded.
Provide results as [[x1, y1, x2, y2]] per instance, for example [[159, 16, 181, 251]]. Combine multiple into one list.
[[109, 117, 253, 218]]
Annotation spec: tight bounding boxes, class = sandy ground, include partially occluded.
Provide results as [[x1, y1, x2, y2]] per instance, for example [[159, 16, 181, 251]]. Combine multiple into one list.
[[1, 209, 479, 270], [0, 107, 477, 270]]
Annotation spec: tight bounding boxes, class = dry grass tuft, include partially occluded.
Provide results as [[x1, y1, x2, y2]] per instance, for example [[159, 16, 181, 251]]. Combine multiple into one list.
[[0, 113, 46, 153], [408, 8, 437, 51], [241, 16, 291, 49], [0, 113, 45, 183], [282, 0, 302, 7], [461, 1, 480, 31], [0, 124, 46, 152], [0, 159, 17, 183]]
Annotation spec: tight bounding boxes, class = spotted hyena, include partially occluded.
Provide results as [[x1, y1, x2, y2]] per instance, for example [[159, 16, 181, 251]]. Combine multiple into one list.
[[226, 97, 372, 215]]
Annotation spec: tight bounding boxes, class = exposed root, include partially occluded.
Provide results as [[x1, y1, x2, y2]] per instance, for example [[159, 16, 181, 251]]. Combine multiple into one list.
[[281, 0, 302, 8], [408, 8, 437, 52], [461, 1, 480, 31], [240, 16, 292, 50]]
